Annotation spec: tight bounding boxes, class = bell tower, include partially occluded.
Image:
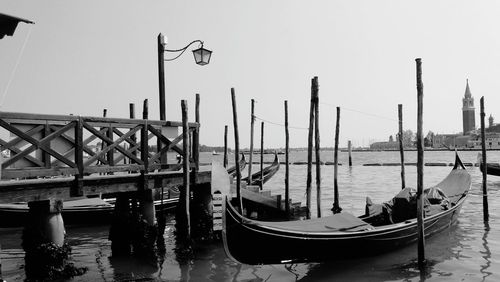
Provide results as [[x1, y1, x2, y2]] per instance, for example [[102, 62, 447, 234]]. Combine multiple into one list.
[[462, 79, 475, 135]]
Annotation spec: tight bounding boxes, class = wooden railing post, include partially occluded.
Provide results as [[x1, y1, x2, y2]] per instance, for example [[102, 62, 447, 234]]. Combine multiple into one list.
[[72, 116, 84, 197], [141, 99, 149, 191], [193, 93, 200, 182], [129, 103, 136, 165]]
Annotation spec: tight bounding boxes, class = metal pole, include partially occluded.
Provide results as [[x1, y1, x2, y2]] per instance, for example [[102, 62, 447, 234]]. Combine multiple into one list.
[[158, 33, 166, 121]]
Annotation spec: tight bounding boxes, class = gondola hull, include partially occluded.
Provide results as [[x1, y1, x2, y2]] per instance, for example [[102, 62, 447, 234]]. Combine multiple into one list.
[[479, 162, 500, 176], [223, 155, 470, 265], [0, 197, 178, 227]]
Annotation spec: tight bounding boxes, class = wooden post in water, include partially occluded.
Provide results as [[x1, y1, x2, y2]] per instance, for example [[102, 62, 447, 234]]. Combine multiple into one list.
[[223, 125, 228, 168], [306, 78, 315, 219], [348, 140, 352, 167], [313, 77, 321, 218], [332, 107, 342, 214], [248, 99, 255, 184], [180, 100, 191, 240], [260, 122, 264, 191], [415, 58, 426, 268], [480, 97, 489, 221], [194, 94, 200, 183], [231, 88, 243, 213], [284, 101, 290, 215], [398, 104, 406, 189]]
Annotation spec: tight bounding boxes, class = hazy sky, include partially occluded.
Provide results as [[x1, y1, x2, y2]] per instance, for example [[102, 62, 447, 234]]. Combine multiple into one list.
[[2, 1, 500, 148]]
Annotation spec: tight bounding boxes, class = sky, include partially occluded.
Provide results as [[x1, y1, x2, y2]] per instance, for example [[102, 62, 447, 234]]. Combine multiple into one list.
[[1, 1, 500, 149]]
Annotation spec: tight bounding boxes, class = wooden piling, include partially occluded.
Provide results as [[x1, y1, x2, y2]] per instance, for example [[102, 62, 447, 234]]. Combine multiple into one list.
[[180, 100, 191, 240], [415, 58, 426, 268], [480, 97, 489, 221], [332, 107, 342, 214], [398, 104, 406, 189], [306, 78, 315, 219], [248, 99, 255, 184], [313, 77, 321, 218], [348, 140, 352, 167], [231, 88, 243, 213], [284, 101, 290, 215], [223, 125, 228, 168], [260, 122, 264, 191], [194, 93, 200, 183]]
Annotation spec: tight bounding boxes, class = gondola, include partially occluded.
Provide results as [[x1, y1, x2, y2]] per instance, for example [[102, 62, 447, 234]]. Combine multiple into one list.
[[226, 153, 246, 177], [223, 154, 470, 265], [0, 195, 178, 227], [242, 153, 280, 186], [478, 153, 500, 176]]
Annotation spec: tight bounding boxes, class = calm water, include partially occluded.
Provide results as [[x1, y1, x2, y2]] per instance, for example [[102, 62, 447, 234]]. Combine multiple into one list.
[[1, 150, 499, 281]]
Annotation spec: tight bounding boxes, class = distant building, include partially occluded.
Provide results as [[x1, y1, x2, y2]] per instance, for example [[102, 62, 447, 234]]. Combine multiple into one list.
[[468, 133, 500, 149], [462, 79, 476, 135], [370, 136, 399, 150]]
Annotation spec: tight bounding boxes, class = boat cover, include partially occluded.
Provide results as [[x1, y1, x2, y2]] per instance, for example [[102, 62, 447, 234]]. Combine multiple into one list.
[[247, 212, 374, 233]]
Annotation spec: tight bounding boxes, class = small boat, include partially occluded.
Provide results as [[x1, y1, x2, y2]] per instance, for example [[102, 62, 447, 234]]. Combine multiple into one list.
[[242, 153, 280, 186], [212, 151, 220, 155], [477, 153, 500, 176], [226, 153, 246, 177], [223, 154, 471, 264], [0, 195, 178, 227]]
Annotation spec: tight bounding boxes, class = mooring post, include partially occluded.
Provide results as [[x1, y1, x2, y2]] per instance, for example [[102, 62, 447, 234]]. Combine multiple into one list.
[[348, 140, 352, 167], [480, 97, 489, 221], [313, 77, 321, 218], [284, 101, 290, 215], [398, 104, 406, 189], [223, 125, 228, 168], [231, 88, 243, 213], [332, 107, 342, 214], [23, 199, 79, 280], [260, 122, 264, 191], [415, 58, 426, 268], [178, 100, 191, 241], [109, 195, 132, 256], [248, 99, 255, 184], [306, 78, 315, 219]]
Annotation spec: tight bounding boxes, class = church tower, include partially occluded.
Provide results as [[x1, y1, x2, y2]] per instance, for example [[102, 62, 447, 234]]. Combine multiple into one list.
[[462, 79, 475, 135], [489, 114, 494, 128]]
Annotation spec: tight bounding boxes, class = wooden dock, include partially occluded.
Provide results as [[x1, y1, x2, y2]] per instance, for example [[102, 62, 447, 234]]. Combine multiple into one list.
[[0, 111, 208, 203]]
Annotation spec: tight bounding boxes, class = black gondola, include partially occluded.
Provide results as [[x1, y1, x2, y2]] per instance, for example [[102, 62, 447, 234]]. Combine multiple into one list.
[[223, 154, 470, 265], [478, 153, 500, 176], [226, 153, 246, 177], [242, 153, 280, 186]]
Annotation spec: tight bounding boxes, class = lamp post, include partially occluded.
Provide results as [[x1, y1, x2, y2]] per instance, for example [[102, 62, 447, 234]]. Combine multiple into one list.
[[157, 33, 212, 121]]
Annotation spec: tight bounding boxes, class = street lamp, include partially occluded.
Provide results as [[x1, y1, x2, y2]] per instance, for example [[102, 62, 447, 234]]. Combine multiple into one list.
[[157, 33, 212, 121]]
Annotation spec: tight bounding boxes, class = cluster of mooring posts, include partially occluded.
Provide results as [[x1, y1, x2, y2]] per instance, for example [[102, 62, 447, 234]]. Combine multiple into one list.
[[222, 58, 490, 272], [0, 95, 218, 280]]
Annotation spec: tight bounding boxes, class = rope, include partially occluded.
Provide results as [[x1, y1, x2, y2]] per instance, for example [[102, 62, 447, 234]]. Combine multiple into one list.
[[320, 102, 398, 122], [0, 25, 33, 109], [254, 115, 309, 131]]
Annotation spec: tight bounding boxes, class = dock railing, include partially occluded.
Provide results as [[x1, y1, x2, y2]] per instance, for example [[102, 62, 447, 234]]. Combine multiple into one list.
[[0, 111, 199, 192]]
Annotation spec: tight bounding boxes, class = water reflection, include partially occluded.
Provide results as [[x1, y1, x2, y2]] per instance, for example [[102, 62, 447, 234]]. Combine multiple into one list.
[[480, 221, 492, 282]]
